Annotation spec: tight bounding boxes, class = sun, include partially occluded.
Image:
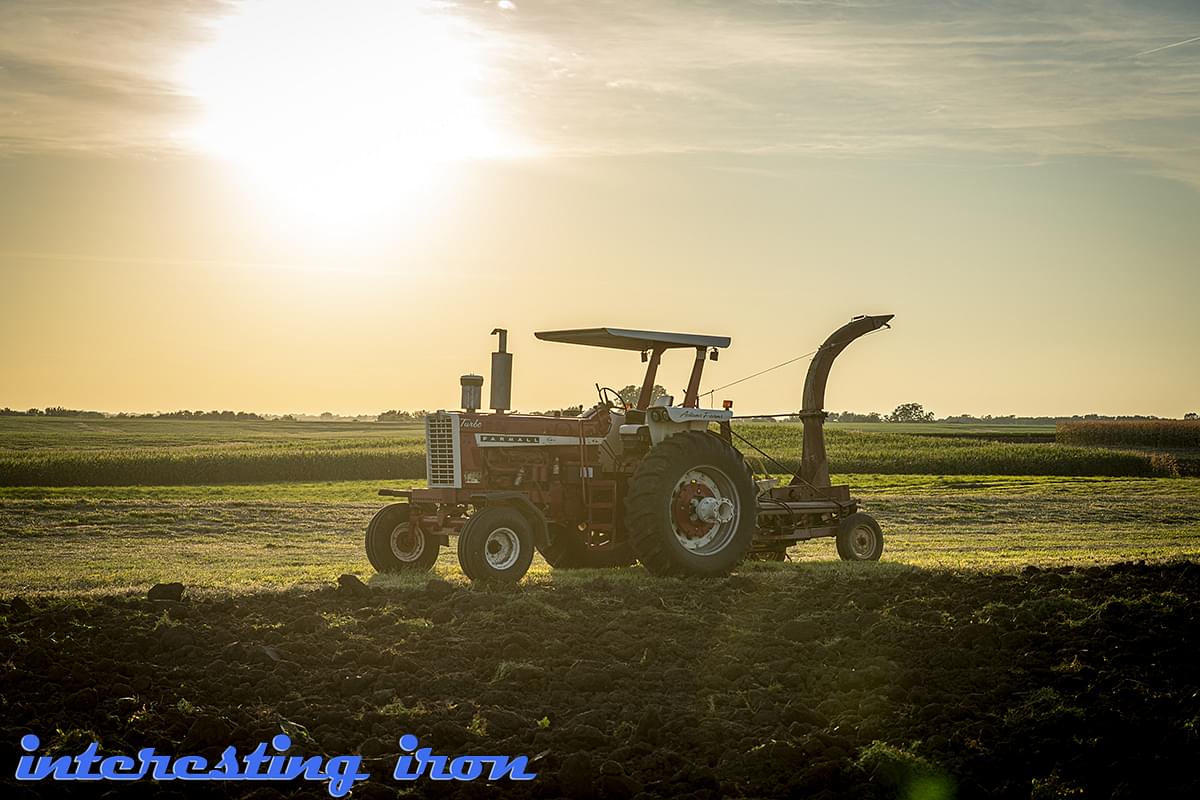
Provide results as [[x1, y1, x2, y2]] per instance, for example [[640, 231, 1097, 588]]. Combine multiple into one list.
[[178, 0, 522, 236]]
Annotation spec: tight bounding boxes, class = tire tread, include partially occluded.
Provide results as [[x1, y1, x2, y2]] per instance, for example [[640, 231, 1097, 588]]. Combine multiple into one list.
[[624, 431, 755, 577]]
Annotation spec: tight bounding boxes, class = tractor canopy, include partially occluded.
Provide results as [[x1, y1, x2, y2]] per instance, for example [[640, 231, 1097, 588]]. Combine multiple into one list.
[[536, 327, 731, 410], [534, 327, 730, 351]]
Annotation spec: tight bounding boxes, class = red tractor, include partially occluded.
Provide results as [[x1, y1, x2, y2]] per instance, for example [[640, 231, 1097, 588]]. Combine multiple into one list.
[[366, 315, 893, 581]]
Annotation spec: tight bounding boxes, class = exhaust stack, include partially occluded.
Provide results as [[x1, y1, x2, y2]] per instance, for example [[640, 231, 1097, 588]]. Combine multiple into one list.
[[490, 328, 512, 413]]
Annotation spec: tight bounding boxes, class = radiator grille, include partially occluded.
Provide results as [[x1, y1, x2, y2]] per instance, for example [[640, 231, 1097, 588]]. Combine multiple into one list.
[[425, 412, 461, 488]]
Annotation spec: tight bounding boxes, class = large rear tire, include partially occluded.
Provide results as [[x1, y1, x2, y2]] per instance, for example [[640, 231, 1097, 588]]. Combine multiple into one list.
[[624, 431, 757, 577], [836, 512, 884, 561], [365, 503, 441, 573], [538, 523, 636, 569], [457, 506, 535, 583]]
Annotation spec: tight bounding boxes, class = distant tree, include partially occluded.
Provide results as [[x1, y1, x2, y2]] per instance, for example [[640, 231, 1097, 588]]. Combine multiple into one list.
[[617, 384, 667, 407], [320, 411, 334, 419], [1186, 412, 1198, 420], [831, 410, 885, 423], [887, 403, 935, 423], [378, 410, 418, 422], [538, 404, 586, 417], [42, 407, 105, 419]]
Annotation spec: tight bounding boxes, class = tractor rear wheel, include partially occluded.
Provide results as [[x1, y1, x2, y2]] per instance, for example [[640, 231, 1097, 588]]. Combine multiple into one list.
[[836, 512, 884, 561], [365, 503, 441, 573], [624, 431, 757, 577], [538, 524, 636, 569], [457, 506, 535, 582]]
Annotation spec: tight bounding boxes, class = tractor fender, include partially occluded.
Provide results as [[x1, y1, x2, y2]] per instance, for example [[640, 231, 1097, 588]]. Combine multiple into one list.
[[659, 407, 732, 424], [468, 492, 549, 550]]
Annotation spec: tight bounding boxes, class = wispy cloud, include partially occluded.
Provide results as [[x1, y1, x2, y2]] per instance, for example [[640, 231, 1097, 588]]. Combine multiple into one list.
[[470, 0, 1200, 185], [0, 0, 220, 151], [2, 1, 1198, 187]]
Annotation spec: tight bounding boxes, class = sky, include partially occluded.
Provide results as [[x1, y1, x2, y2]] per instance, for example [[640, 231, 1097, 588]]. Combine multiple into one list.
[[1, 0, 1198, 417]]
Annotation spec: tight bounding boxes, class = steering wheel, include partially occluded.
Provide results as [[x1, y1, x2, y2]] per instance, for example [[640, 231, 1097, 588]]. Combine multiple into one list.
[[597, 386, 628, 411]]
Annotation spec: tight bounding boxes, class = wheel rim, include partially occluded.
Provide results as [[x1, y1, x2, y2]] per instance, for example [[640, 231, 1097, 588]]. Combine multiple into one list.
[[484, 526, 521, 570], [669, 466, 740, 556], [390, 524, 425, 562], [849, 524, 876, 559]]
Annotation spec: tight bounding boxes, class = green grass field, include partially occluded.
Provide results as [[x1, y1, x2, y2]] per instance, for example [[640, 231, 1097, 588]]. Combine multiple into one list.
[[2, 474, 1197, 595], [0, 417, 1175, 485], [0, 416, 426, 448]]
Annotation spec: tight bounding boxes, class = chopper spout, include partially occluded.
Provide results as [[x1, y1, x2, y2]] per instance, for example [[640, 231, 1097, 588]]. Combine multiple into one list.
[[795, 314, 894, 489]]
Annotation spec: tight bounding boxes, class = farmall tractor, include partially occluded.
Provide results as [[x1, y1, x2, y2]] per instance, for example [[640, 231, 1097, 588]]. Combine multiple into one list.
[[366, 315, 893, 581]]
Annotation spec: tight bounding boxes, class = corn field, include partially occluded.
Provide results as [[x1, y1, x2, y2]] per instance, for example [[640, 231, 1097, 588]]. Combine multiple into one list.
[[1057, 420, 1200, 449], [0, 420, 1178, 486]]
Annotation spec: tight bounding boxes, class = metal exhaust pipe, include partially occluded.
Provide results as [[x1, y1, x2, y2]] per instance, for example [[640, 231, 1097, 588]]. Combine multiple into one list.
[[490, 328, 512, 413]]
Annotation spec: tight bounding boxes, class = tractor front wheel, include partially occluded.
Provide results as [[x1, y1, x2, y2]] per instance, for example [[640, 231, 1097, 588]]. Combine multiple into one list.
[[365, 503, 441, 573], [836, 512, 884, 561], [624, 431, 757, 577], [457, 506, 535, 582]]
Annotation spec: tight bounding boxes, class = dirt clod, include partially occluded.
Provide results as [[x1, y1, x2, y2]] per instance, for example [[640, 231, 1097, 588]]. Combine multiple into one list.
[[425, 578, 455, 598], [780, 618, 822, 642], [147, 582, 185, 602], [336, 574, 369, 596], [182, 715, 232, 750], [634, 707, 663, 745], [558, 751, 596, 798], [64, 687, 98, 711]]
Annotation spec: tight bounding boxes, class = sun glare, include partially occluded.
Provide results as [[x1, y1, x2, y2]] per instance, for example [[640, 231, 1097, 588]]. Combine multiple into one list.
[[178, 0, 522, 236]]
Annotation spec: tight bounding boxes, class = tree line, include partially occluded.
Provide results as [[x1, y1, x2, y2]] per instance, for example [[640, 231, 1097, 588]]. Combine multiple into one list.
[[5, 402, 1196, 423], [0, 407, 265, 421]]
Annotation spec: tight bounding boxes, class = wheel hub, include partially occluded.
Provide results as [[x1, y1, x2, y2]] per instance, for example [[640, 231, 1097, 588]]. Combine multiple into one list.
[[695, 495, 735, 525], [390, 524, 424, 562], [672, 481, 716, 538], [669, 467, 741, 555], [851, 525, 875, 558], [483, 527, 521, 570]]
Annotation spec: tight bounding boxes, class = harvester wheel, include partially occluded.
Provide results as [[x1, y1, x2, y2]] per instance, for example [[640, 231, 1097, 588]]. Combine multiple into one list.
[[458, 506, 535, 582], [624, 430, 757, 577], [538, 524, 636, 569], [836, 512, 884, 561], [364, 503, 440, 573]]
